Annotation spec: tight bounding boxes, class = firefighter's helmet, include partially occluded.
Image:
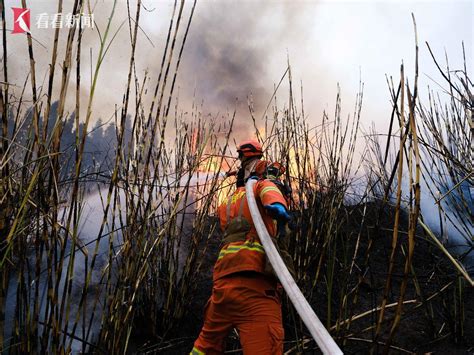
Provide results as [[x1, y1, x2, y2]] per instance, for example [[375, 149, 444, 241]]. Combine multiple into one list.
[[237, 140, 263, 159]]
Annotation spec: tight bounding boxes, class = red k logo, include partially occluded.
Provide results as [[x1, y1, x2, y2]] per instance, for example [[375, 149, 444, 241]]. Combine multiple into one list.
[[12, 7, 30, 34]]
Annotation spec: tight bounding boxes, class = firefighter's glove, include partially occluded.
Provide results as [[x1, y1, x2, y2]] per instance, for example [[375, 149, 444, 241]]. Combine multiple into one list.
[[264, 202, 290, 222]]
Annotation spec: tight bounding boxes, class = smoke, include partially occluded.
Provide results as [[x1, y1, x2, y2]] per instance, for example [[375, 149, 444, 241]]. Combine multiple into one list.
[[175, 1, 321, 138], [177, 1, 272, 136], [3, 0, 471, 139], [3, 1, 321, 140]]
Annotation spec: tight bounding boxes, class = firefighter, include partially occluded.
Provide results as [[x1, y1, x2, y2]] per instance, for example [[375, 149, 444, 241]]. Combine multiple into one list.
[[190, 140, 291, 355]]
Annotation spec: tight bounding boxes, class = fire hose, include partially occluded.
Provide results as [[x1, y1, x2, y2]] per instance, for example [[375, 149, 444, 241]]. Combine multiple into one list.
[[245, 179, 343, 355]]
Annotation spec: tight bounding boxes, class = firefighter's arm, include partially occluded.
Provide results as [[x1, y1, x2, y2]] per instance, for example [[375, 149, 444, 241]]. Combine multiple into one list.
[[256, 180, 290, 222], [257, 179, 296, 277]]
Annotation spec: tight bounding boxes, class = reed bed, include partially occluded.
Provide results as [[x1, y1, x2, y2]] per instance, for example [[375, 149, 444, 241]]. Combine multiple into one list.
[[0, 0, 228, 352], [0, 2, 472, 354]]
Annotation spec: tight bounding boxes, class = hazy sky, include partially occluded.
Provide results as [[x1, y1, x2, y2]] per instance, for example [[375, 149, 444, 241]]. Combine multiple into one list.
[[3, 0, 473, 140]]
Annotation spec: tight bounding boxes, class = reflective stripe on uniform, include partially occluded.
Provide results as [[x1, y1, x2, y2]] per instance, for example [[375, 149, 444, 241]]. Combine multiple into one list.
[[259, 186, 282, 200], [190, 347, 205, 355], [218, 240, 265, 260]]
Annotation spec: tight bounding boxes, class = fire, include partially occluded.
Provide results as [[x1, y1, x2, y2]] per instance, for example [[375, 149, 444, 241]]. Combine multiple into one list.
[[193, 148, 319, 213], [192, 152, 237, 210]]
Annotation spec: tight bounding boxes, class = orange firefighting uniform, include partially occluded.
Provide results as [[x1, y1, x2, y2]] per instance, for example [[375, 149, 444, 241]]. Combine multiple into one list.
[[191, 179, 288, 355]]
